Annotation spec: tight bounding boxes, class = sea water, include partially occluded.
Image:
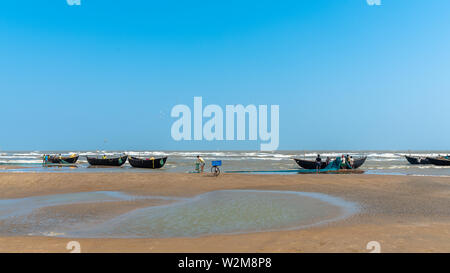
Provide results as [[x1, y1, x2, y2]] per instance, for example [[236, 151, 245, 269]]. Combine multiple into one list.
[[0, 190, 358, 238]]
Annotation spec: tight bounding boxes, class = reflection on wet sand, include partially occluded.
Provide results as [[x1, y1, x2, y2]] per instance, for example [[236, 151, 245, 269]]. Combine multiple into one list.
[[0, 190, 357, 238]]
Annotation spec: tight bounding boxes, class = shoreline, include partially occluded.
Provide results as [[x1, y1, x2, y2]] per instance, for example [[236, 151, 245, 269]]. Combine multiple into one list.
[[3, 164, 450, 179], [0, 172, 449, 252]]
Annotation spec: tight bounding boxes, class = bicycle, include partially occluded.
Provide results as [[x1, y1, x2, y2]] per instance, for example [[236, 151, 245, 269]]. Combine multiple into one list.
[[211, 160, 222, 176]]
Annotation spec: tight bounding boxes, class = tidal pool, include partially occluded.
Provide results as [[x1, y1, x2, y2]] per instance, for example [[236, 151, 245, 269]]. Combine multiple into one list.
[[0, 190, 358, 238]]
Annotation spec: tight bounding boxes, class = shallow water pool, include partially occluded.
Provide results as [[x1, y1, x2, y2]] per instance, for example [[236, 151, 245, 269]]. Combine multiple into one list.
[[0, 190, 358, 238]]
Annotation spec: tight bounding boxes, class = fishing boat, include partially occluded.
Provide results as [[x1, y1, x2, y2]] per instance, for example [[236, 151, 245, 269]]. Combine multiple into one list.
[[293, 156, 367, 170], [44, 154, 79, 164], [86, 155, 128, 166], [294, 159, 328, 169], [128, 156, 168, 169], [227, 157, 364, 174], [426, 156, 450, 166], [405, 155, 431, 165]]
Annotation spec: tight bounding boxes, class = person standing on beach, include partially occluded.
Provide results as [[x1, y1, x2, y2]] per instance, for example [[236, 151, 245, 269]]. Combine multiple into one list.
[[315, 154, 322, 173], [197, 155, 206, 173], [340, 155, 347, 169]]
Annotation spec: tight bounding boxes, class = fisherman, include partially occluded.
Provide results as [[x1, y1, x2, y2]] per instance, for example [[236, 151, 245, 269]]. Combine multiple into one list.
[[349, 156, 354, 168], [196, 155, 206, 173], [345, 155, 351, 168], [315, 154, 322, 173], [340, 155, 347, 169], [326, 156, 331, 166], [102, 155, 107, 159]]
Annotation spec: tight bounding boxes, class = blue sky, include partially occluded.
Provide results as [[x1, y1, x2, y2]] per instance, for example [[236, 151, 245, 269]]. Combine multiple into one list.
[[0, 0, 449, 151]]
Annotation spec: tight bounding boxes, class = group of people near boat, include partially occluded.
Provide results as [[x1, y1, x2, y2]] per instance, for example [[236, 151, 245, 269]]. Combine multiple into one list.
[[42, 154, 77, 164], [315, 154, 355, 171], [42, 154, 60, 164]]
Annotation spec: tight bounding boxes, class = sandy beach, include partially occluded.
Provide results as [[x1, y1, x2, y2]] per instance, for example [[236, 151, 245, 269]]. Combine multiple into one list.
[[0, 172, 449, 253], [0, 166, 27, 170]]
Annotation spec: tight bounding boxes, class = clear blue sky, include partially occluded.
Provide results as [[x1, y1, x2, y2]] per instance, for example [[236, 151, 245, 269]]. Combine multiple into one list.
[[1, 0, 449, 151]]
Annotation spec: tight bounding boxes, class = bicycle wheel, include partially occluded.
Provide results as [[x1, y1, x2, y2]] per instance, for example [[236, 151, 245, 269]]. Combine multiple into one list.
[[211, 166, 220, 176]]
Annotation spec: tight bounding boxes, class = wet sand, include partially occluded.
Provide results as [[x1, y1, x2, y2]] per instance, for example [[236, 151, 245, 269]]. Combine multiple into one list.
[[0, 172, 449, 252], [0, 166, 27, 170]]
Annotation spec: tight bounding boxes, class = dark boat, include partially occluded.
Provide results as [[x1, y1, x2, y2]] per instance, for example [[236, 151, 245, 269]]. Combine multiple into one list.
[[46, 154, 79, 164], [426, 157, 450, 166], [293, 159, 328, 169], [86, 155, 128, 166], [293, 156, 367, 170], [228, 158, 365, 174], [405, 155, 431, 165], [128, 156, 168, 169]]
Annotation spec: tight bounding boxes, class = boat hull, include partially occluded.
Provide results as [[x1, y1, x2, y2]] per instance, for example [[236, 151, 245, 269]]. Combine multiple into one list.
[[293, 159, 327, 169], [46, 155, 79, 164], [405, 155, 431, 165], [426, 157, 450, 166], [294, 157, 367, 170], [226, 169, 364, 174], [87, 155, 128, 166], [128, 156, 168, 169]]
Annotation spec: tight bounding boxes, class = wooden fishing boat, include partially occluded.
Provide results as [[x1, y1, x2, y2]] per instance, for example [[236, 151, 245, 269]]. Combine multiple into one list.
[[45, 154, 79, 164], [228, 157, 364, 174], [405, 155, 431, 165], [426, 157, 450, 166], [43, 164, 78, 168], [226, 169, 364, 174], [86, 155, 128, 166], [128, 156, 168, 169], [293, 156, 367, 170], [293, 159, 327, 169]]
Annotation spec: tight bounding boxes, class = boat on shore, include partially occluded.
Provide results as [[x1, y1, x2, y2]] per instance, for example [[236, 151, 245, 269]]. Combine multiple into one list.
[[293, 156, 367, 170], [294, 159, 328, 169], [44, 154, 79, 164], [128, 156, 168, 169], [426, 156, 450, 166], [226, 169, 364, 174], [87, 155, 128, 167], [228, 157, 364, 174], [405, 155, 431, 165]]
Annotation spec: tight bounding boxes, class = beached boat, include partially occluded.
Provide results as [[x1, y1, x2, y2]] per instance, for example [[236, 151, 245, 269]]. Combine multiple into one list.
[[228, 157, 364, 174], [226, 169, 364, 174], [293, 159, 327, 169], [405, 155, 431, 165], [426, 157, 450, 166], [86, 155, 128, 166], [128, 156, 168, 169], [45, 154, 79, 164], [293, 156, 367, 170]]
